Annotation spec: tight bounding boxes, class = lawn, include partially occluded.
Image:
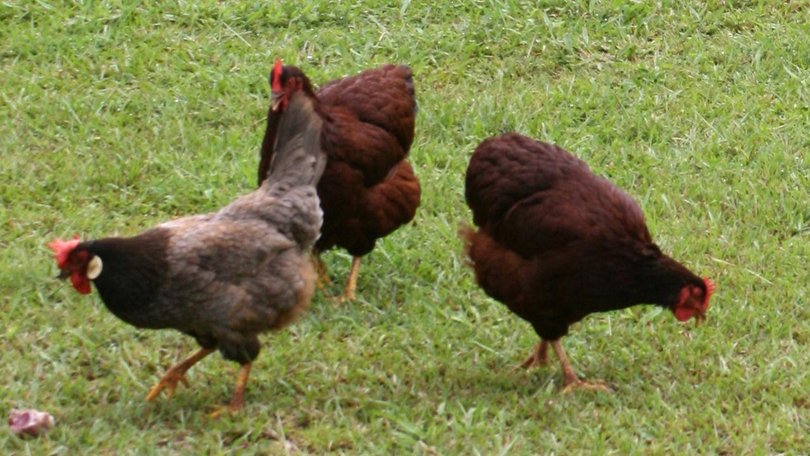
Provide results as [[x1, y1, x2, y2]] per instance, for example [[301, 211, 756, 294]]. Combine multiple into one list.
[[2, 0, 809, 453]]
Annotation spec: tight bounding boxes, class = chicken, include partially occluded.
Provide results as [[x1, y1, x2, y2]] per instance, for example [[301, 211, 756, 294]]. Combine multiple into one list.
[[258, 59, 421, 301], [462, 133, 715, 392], [49, 92, 325, 415]]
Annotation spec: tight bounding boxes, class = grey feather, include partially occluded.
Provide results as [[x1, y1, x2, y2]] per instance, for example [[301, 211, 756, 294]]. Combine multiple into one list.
[[266, 92, 326, 190]]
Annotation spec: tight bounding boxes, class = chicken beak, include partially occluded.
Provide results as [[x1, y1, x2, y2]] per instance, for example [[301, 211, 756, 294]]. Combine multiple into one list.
[[694, 312, 706, 327], [272, 92, 283, 111], [57, 269, 70, 280]]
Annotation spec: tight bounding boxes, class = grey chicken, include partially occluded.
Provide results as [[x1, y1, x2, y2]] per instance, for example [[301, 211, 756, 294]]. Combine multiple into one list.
[[49, 92, 325, 415]]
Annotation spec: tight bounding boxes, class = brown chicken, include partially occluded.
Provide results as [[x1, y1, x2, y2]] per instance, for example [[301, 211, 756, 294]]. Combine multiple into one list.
[[49, 92, 325, 415], [258, 60, 421, 301], [462, 133, 715, 392]]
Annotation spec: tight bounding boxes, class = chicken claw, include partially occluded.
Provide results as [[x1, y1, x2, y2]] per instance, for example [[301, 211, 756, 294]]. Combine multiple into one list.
[[335, 291, 355, 304], [334, 256, 361, 303], [549, 340, 611, 394], [145, 348, 214, 401], [208, 404, 240, 419], [561, 378, 613, 394], [208, 394, 245, 419], [146, 368, 190, 401], [208, 363, 252, 419], [517, 341, 549, 370]]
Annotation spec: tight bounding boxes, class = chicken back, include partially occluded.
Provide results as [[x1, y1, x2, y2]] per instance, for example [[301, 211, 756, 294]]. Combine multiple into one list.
[[463, 132, 714, 391]]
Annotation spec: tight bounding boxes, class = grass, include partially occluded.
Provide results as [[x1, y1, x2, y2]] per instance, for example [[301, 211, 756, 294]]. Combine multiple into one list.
[[1, 0, 809, 453]]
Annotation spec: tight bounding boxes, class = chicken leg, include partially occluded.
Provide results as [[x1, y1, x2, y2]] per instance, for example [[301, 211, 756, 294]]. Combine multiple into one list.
[[313, 253, 331, 289], [336, 256, 361, 303], [518, 340, 549, 369], [549, 339, 611, 393], [146, 347, 214, 401], [209, 363, 252, 418]]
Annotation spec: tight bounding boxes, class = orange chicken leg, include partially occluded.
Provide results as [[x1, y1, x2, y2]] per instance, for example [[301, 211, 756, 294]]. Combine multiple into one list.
[[146, 347, 214, 401], [209, 363, 252, 418], [519, 340, 549, 369], [550, 340, 611, 393], [336, 256, 362, 303]]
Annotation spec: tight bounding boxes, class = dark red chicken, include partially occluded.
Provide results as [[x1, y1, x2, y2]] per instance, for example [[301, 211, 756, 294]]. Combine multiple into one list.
[[49, 92, 325, 415], [258, 60, 421, 301], [462, 133, 715, 392]]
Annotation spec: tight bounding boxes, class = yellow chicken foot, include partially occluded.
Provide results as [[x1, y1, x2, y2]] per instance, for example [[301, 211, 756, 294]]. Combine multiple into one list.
[[518, 340, 549, 369], [146, 347, 214, 401], [550, 340, 612, 393], [209, 363, 252, 419], [336, 256, 362, 303]]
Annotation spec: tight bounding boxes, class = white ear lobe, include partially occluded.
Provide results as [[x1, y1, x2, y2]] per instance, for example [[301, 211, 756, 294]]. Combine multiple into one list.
[[87, 256, 103, 279]]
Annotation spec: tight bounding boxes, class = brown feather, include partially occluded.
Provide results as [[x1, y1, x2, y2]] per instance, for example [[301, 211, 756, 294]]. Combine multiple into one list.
[[463, 132, 711, 342]]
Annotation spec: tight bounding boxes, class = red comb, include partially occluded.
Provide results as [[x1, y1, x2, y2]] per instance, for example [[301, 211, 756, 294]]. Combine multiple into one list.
[[48, 237, 81, 268], [272, 58, 283, 92]]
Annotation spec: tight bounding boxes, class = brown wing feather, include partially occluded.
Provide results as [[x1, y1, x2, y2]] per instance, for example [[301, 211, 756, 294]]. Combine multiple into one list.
[[318, 64, 416, 151], [362, 160, 421, 238], [315, 65, 420, 255], [465, 133, 651, 258]]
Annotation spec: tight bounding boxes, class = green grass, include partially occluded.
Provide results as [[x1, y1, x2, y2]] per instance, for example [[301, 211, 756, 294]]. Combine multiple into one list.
[[2, 0, 809, 453]]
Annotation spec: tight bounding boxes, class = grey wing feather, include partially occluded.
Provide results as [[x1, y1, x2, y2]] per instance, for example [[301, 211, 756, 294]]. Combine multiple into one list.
[[167, 219, 294, 285], [162, 220, 306, 334]]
